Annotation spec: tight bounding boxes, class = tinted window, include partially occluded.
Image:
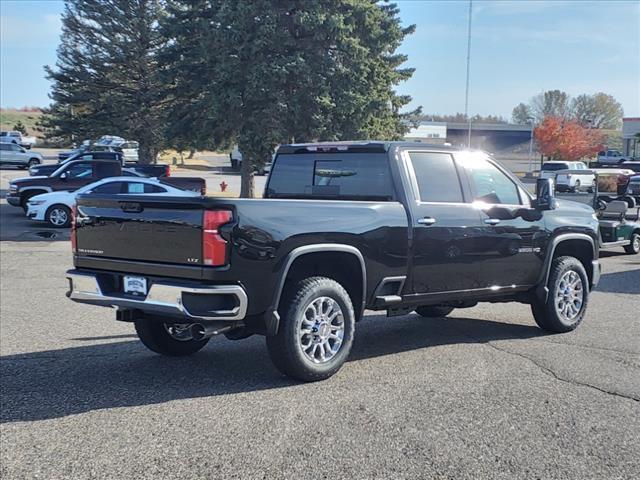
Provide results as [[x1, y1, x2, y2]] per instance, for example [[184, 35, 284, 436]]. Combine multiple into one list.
[[409, 152, 463, 203], [65, 163, 94, 178], [461, 157, 521, 205], [541, 163, 569, 171], [266, 153, 394, 200], [124, 182, 166, 194], [91, 182, 124, 194]]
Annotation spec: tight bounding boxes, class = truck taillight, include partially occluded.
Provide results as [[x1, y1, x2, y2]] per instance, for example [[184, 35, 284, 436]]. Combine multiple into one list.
[[71, 205, 77, 254], [203, 210, 232, 266], [164, 165, 171, 177]]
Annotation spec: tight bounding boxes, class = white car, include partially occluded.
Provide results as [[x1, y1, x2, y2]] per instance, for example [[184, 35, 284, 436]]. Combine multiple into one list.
[[0, 142, 42, 169], [26, 176, 199, 228]]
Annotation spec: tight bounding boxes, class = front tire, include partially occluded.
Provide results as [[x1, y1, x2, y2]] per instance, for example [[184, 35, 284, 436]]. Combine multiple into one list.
[[266, 277, 355, 382], [134, 319, 209, 356], [531, 256, 589, 333], [624, 233, 640, 254], [415, 305, 454, 317], [45, 204, 71, 228]]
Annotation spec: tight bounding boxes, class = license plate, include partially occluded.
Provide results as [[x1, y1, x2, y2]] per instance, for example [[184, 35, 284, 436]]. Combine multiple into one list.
[[123, 276, 147, 295]]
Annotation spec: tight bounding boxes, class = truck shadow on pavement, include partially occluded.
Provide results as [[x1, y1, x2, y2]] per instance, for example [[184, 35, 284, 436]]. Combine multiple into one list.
[[0, 315, 547, 423], [595, 270, 640, 294]]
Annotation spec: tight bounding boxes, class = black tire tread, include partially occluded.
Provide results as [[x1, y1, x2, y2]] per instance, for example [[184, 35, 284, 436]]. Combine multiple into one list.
[[531, 256, 589, 333], [623, 233, 640, 254], [266, 276, 354, 382]]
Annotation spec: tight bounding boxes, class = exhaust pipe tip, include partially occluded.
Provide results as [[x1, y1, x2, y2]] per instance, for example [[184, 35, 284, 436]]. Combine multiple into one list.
[[190, 323, 206, 341], [189, 323, 234, 341]]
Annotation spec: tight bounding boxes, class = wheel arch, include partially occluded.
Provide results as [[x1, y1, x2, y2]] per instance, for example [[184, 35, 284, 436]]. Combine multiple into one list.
[[268, 244, 367, 333], [536, 233, 597, 301]]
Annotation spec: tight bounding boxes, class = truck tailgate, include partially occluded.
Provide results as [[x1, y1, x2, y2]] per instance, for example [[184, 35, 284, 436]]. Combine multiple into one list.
[[75, 195, 205, 265]]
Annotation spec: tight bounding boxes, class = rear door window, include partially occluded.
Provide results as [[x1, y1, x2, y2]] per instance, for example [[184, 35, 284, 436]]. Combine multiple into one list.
[[91, 182, 124, 194], [266, 153, 394, 200], [124, 182, 166, 194], [408, 152, 464, 203]]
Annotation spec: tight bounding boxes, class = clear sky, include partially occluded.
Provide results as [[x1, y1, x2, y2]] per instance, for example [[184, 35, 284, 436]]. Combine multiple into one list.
[[1, 0, 639, 118]]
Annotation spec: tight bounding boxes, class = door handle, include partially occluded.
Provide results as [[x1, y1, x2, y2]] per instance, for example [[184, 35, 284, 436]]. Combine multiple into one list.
[[417, 217, 437, 226], [484, 218, 501, 225]]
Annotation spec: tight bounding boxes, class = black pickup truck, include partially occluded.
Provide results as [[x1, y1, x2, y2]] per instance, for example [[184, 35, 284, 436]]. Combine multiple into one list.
[[29, 151, 170, 178], [66, 142, 601, 381]]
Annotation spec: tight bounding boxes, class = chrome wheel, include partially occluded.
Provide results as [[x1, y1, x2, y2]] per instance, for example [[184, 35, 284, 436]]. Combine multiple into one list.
[[297, 296, 344, 364], [554, 270, 584, 323], [163, 323, 194, 342], [49, 208, 68, 226], [634, 236, 640, 252]]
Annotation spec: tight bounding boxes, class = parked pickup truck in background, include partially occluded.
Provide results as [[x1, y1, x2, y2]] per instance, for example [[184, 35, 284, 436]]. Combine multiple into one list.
[[30, 151, 170, 178], [597, 149, 632, 164], [7, 159, 205, 210], [0, 130, 36, 149], [539, 161, 596, 192], [66, 142, 601, 382]]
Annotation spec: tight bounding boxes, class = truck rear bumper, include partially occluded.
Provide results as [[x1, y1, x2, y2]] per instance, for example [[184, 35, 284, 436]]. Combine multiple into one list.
[[66, 269, 247, 321]]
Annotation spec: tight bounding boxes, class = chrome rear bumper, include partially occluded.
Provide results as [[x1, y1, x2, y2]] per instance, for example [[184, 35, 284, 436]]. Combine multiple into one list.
[[66, 270, 247, 321]]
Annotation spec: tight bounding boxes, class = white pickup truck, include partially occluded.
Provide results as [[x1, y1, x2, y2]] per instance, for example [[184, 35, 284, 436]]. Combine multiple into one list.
[[539, 161, 596, 192], [0, 131, 36, 149]]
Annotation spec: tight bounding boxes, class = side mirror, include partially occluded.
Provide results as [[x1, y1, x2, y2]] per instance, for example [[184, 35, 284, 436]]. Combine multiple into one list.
[[535, 178, 556, 211]]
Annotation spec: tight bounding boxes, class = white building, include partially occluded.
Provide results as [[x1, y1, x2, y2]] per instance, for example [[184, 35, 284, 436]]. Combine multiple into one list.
[[622, 117, 640, 158], [404, 122, 447, 144]]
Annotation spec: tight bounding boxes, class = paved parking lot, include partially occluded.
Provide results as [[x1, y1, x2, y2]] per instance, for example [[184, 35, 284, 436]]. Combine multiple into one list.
[[1, 159, 639, 479]]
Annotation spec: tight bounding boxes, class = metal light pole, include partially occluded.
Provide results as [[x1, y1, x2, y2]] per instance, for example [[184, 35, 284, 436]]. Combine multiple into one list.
[[527, 116, 534, 172], [464, 0, 473, 148]]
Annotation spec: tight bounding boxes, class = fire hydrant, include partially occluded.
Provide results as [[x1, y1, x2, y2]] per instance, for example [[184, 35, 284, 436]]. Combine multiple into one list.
[[220, 180, 228, 192]]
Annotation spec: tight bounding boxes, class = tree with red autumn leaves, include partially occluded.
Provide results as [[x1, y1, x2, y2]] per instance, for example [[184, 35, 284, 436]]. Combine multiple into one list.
[[534, 116, 605, 161]]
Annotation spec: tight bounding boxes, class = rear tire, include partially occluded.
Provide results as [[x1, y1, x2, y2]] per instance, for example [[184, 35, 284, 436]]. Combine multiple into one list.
[[134, 319, 209, 356], [624, 233, 640, 254], [531, 256, 589, 333], [266, 277, 355, 382], [27, 159, 39, 168], [415, 305, 454, 317]]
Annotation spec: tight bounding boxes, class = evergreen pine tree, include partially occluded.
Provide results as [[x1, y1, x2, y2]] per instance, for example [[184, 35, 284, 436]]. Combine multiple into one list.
[[44, 0, 165, 163]]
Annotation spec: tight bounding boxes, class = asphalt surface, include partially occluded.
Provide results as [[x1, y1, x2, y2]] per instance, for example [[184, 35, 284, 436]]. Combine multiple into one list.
[[1, 156, 639, 479]]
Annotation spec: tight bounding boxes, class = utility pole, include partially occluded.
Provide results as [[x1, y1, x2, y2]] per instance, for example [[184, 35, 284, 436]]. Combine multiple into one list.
[[527, 116, 534, 172], [464, 0, 473, 148]]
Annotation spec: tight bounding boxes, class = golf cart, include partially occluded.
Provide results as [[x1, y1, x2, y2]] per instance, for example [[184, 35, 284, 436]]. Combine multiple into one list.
[[594, 174, 640, 255]]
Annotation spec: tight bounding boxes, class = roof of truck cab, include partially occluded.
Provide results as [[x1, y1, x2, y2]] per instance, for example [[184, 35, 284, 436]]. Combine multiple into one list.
[[277, 141, 464, 154]]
